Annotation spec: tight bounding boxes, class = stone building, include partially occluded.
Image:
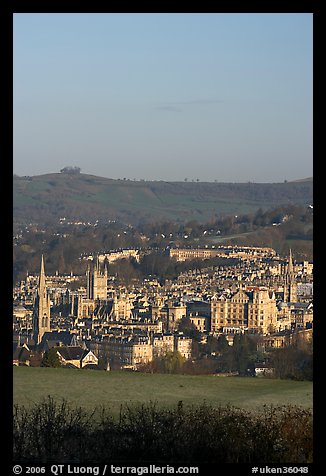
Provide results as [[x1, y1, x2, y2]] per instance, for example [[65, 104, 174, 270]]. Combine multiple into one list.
[[152, 333, 192, 360], [211, 290, 249, 333], [90, 336, 153, 370], [211, 287, 278, 334], [111, 293, 133, 320], [167, 301, 187, 332], [175, 335, 192, 359], [152, 333, 175, 357], [283, 249, 297, 303], [32, 255, 51, 345], [186, 299, 211, 331], [77, 258, 133, 321], [247, 288, 278, 334], [189, 314, 210, 332], [86, 258, 108, 300]]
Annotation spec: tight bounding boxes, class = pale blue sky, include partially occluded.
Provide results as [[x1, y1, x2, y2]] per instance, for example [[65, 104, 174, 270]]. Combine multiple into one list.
[[13, 13, 313, 182]]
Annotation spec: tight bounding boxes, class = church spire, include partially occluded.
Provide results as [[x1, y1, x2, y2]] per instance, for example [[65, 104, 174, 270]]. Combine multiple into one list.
[[283, 248, 297, 303], [33, 255, 51, 345], [288, 248, 294, 276], [40, 254, 46, 294]]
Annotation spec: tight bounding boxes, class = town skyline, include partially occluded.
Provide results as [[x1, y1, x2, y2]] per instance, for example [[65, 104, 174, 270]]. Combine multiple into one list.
[[13, 244, 313, 371]]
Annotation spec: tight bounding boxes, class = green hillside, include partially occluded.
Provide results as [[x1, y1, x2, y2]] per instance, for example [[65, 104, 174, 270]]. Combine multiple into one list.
[[13, 173, 313, 225], [13, 367, 313, 415]]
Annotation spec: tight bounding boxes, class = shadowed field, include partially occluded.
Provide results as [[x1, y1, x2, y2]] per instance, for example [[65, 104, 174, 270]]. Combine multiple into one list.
[[13, 367, 313, 414]]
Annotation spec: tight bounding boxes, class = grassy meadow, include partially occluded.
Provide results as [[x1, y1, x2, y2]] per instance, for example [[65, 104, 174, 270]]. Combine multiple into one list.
[[13, 367, 313, 415]]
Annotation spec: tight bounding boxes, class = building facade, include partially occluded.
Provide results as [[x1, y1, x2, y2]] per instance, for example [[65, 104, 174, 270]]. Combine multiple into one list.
[[211, 288, 278, 334]]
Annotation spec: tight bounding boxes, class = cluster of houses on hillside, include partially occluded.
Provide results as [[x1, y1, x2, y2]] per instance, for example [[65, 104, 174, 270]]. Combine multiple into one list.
[[13, 247, 313, 372]]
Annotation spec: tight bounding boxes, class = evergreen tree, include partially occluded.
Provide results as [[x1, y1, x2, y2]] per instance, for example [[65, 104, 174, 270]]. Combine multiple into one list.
[[216, 335, 229, 353], [232, 334, 256, 375], [41, 348, 61, 368], [177, 316, 201, 342]]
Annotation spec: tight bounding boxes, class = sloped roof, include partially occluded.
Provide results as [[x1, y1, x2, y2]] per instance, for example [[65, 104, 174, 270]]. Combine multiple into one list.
[[292, 302, 312, 310], [93, 301, 114, 318], [56, 346, 85, 361], [13, 345, 31, 362], [39, 331, 77, 350]]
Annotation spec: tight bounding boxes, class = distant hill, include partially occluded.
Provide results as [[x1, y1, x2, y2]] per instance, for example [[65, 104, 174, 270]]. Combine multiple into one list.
[[289, 177, 313, 183], [13, 173, 313, 225]]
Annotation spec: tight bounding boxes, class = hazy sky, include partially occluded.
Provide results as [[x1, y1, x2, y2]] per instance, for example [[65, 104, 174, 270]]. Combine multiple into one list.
[[13, 13, 313, 182]]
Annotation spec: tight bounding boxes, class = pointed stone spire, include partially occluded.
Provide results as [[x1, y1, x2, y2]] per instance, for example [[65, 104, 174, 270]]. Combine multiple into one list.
[[288, 248, 294, 275], [283, 248, 297, 303], [33, 254, 51, 345], [39, 254, 46, 293]]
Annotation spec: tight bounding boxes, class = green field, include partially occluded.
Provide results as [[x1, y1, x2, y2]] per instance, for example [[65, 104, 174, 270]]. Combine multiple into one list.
[[13, 367, 313, 415]]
